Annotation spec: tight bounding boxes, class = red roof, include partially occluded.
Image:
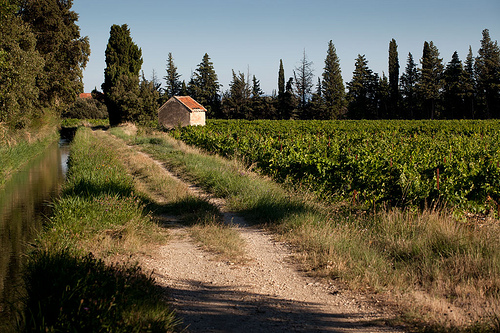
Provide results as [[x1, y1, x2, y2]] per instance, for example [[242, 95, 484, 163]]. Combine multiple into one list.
[[174, 96, 206, 111], [79, 93, 92, 99]]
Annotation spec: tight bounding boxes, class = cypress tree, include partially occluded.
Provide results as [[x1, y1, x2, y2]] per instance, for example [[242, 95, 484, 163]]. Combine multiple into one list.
[[102, 24, 143, 125], [20, 0, 90, 109], [277, 59, 286, 118], [388, 38, 400, 118], [322, 40, 346, 119], [475, 29, 500, 118]]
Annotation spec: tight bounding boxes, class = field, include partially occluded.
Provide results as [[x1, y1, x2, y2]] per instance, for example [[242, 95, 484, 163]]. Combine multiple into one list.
[[171, 119, 500, 215]]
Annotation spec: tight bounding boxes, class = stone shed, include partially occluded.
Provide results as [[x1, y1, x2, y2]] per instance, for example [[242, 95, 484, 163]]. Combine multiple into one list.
[[158, 96, 206, 129]]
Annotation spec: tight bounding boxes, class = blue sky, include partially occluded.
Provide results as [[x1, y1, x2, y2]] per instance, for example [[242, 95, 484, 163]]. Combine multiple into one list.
[[73, 0, 500, 95]]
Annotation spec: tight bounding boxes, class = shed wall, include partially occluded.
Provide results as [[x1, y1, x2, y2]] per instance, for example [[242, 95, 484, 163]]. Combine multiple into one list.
[[158, 100, 190, 129], [190, 111, 206, 126]]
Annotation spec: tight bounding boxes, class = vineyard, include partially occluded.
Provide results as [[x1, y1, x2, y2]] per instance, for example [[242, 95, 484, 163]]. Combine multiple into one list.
[[170, 119, 500, 214]]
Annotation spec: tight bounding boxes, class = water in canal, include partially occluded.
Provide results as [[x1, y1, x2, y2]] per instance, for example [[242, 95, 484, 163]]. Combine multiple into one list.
[[0, 137, 69, 330]]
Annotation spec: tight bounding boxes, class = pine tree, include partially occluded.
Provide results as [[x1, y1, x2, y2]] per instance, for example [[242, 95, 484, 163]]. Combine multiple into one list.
[[388, 38, 400, 118], [164, 52, 181, 98], [475, 29, 500, 118], [138, 72, 160, 124], [347, 54, 379, 119], [400, 53, 419, 119], [442, 51, 467, 118], [222, 70, 251, 119], [20, 0, 90, 109], [322, 40, 345, 119], [102, 24, 143, 125], [418, 41, 443, 119], [307, 78, 327, 119], [190, 53, 220, 116]]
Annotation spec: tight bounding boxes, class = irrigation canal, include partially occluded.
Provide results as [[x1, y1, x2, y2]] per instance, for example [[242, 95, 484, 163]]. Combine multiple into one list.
[[0, 135, 69, 328]]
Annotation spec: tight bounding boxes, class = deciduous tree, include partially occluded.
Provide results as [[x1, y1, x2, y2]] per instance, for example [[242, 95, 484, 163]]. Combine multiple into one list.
[[20, 0, 90, 109], [294, 49, 314, 115], [0, 1, 44, 127]]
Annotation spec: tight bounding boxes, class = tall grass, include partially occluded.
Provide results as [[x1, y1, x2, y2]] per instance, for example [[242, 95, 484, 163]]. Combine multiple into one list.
[[0, 122, 59, 187], [20, 127, 178, 332], [127, 129, 499, 331]]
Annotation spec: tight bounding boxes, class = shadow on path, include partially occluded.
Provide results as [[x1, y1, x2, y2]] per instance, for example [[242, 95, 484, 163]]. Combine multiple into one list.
[[160, 278, 394, 333]]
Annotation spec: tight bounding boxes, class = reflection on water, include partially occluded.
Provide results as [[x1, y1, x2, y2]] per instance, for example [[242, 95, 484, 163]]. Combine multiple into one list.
[[0, 140, 68, 329]]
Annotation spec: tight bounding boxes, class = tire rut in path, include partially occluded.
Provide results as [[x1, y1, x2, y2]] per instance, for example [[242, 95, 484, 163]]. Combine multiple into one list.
[[135, 151, 403, 333]]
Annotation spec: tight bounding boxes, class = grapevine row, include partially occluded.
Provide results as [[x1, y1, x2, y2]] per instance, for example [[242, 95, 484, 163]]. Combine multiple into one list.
[[170, 119, 500, 213]]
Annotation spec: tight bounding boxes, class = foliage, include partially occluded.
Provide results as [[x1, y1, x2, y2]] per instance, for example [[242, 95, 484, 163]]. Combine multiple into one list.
[[171, 119, 500, 215], [63, 97, 108, 119], [0, 2, 44, 128], [20, 0, 90, 109]]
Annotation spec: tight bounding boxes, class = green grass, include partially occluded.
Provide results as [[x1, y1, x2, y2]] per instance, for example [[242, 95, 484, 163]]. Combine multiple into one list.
[[108, 126, 246, 263], [0, 125, 59, 187], [20, 127, 178, 332], [121, 128, 500, 331]]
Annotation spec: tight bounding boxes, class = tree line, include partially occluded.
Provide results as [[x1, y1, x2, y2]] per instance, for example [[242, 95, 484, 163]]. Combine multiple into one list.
[[0, 0, 90, 128], [108, 26, 499, 123], [1, 0, 499, 127]]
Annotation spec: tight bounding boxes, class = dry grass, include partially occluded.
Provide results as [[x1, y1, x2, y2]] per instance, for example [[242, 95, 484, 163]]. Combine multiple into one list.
[[190, 218, 247, 264]]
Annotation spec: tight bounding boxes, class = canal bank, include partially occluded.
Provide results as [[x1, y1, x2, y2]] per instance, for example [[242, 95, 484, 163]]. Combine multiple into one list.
[[0, 135, 68, 331]]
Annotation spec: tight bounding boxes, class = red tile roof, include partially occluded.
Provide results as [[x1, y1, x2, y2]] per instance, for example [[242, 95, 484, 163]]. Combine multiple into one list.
[[79, 93, 92, 99], [174, 96, 206, 111]]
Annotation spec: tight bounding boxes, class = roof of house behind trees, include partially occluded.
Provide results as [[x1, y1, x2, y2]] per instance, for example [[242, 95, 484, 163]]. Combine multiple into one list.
[[174, 96, 206, 112]]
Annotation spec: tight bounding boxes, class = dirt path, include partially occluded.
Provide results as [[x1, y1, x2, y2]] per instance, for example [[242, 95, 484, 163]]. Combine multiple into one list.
[[134, 150, 405, 332]]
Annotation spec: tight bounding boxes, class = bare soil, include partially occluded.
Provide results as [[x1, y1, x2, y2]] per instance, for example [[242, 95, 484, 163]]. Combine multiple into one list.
[[134, 149, 407, 332]]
